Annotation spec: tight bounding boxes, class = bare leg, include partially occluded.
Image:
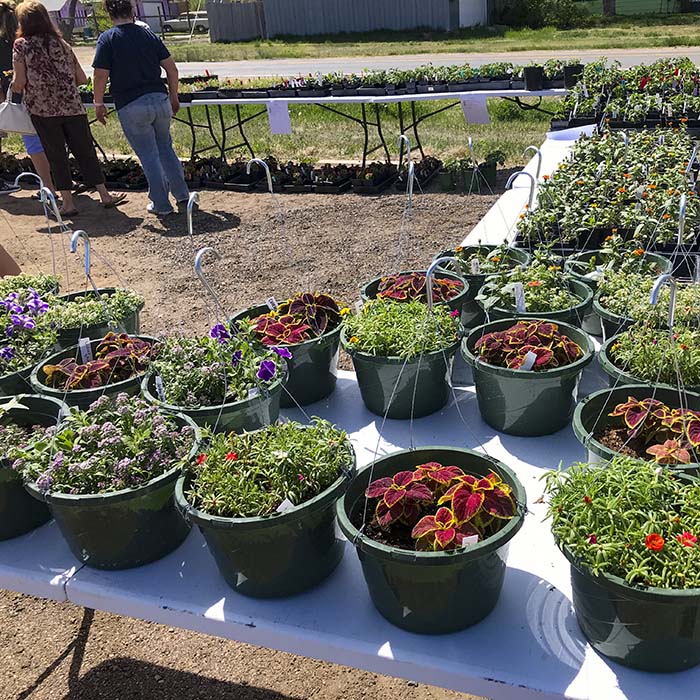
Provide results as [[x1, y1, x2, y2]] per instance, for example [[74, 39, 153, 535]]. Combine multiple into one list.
[[60, 189, 76, 214], [28, 151, 56, 194], [94, 183, 124, 206]]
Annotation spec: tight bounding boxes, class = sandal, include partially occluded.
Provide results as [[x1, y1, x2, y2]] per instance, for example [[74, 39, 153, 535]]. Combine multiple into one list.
[[102, 193, 128, 209]]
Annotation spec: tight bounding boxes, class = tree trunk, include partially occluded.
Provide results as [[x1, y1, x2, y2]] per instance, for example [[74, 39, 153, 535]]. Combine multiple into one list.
[[61, 0, 80, 44], [602, 0, 616, 16]]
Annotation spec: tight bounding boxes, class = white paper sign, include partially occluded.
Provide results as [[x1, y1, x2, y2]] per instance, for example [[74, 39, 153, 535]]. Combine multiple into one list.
[[78, 338, 93, 363], [461, 97, 491, 125], [513, 282, 526, 313], [267, 101, 292, 135]]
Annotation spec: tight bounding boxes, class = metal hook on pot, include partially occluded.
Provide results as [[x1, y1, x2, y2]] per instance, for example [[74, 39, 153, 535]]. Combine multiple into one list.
[[187, 192, 199, 239], [687, 146, 697, 175], [246, 158, 273, 195], [70, 230, 91, 279], [194, 246, 226, 321], [467, 136, 477, 169], [523, 146, 542, 181], [426, 256, 461, 314], [398, 134, 412, 165], [13, 171, 43, 190], [650, 273, 677, 331], [678, 192, 687, 246], [40, 187, 63, 226], [506, 171, 536, 211]]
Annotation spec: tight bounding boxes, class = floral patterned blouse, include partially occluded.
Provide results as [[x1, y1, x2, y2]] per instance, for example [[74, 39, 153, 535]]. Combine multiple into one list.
[[12, 35, 84, 118]]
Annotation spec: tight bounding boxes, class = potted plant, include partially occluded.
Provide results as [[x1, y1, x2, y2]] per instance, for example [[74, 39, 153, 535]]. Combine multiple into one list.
[[523, 63, 544, 91], [462, 319, 593, 436], [573, 385, 700, 469], [31, 332, 157, 410], [142, 324, 286, 433], [433, 242, 530, 328], [175, 418, 355, 598], [0, 286, 57, 396], [0, 395, 66, 540], [0, 273, 59, 297], [341, 299, 461, 419], [336, 446, 526, 633], [48, 288, 145, 349], [599, 324, 700, 393], [230, 292, 347, 408], [563, 62, 584, 88], [14, 393, 198, 569], [545, 456, 700, 671], [360, 270, 468, 316]]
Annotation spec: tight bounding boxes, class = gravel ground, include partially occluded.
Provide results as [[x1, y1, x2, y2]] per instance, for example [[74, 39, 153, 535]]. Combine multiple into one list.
[[0, 184, 498, 700]]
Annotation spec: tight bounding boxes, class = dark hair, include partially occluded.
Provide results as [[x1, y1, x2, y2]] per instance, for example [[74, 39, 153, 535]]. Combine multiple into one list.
[[104, 0, 134, 19], [0, 1, 18, 41], [16, 1, 61, 40]]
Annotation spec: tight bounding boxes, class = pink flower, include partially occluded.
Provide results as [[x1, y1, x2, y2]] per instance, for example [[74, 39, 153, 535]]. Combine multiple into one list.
[[450, 309, 460, 318], [588, 534, 597, 544]]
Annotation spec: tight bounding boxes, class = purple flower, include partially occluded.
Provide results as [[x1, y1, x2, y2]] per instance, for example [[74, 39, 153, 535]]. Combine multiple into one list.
[[256, 359, 276, 382], [10, 314, 35, 331], [272, 346, 292, 359], [26, 294, 49, 315], [231, 349, 243, 368], [0, 346, 13, 362], [209, 323, 231, 344], [35, 472, 53, 493]]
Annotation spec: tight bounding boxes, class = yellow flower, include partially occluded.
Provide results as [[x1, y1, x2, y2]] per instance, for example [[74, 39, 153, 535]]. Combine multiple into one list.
[[339, 307, 350, 316], [454, 246, 464, 253], [349, 336, 359, 343]]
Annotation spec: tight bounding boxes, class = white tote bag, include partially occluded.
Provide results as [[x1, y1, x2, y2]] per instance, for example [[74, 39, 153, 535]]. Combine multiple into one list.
[[0, 94, 36, 135]]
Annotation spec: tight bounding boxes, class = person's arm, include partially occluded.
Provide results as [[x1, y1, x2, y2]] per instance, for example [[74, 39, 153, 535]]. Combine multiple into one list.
[[93, 68, 109, 124], [160, 56, 179, 115], [10, 41, 26, 93]]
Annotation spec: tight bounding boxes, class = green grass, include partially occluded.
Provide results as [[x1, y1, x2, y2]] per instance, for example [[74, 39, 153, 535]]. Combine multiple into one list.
[[1, 97, 556, 167], [167, 14, 700, 63]]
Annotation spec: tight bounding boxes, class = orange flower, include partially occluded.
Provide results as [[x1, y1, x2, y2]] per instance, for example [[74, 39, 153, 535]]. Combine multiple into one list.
[[349, 336, 359, 343], [633, 248, 645, 256], [542, 174, 550, 181], [622, 173, 631, 178], [681, 344, 689, 350], [605, 235, 613, 241], [682, 117, 689, 123], [617, 187, 626, 193], [519, 213, 526, 220], [662, 213, 671, 220], [491, 256, 501, 262], [648, 183, 657, 189], [611, 228, 618, 234], [526, 280, 541, 287], [454, 246, 464, 253], [576, 179, 584, 185], [645, 533, 664, 551]]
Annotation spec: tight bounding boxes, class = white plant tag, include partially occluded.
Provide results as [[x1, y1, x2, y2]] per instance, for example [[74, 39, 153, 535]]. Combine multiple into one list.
[[354, 300, 364, 314], [276, 497, 295, 513], [247, 387, 260, 399], [521, 350, 538, 371], [155, 375, 166, 401], [78, 338, 93, 363], [461, 534, 479, 547], [266, 297, 278, 311], [582, 82, 589, 98], [470, 258, 481, 274], [236, 572, 248, 586], [513, 282, 526, 313]]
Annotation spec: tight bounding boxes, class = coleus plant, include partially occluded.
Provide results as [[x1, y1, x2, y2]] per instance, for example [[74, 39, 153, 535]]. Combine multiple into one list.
[[609, 396, 700, 464], [376, 272, 464, 303], [43, 333, 155, 391], [365, 461, 517, 552], [249, 292, 347, 346], [474, 320, 582, 371]]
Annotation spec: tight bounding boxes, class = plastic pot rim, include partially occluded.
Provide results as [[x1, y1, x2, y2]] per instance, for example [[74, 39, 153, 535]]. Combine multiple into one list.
[[141, 362, 287, 415], [433, 246, 530, 283], [461, 317, 594, 378], [359, 269, 469, 307], [29, 334, 158, 400], [340, 328, 461, 364], [592, 292, 634, 327], [564, 250, 671, 289], [55, 287, 145, 331], [174, 438, 356, 530], [25, 411, 201, 505], [336, 446, 527, 565]]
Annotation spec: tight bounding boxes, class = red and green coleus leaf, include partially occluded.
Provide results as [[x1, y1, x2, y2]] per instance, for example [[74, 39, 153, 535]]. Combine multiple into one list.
[[412, 461, 464, 486], [376, 272, 464, 303], [610, 396, 667, 431], [438, 471, 515, 523], [280, 292, 342, 336], [412, 507, 481, 551], [366, 470, 434, 528], [685, 415, 700, 447], [646, 439, 692, 465]]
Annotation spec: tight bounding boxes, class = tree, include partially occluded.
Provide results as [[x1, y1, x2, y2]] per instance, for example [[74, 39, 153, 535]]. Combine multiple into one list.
[[602, 0, 616, 15]]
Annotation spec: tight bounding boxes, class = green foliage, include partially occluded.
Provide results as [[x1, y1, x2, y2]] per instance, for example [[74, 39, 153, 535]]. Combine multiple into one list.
[[545, 456, 700, 589], [185, 418, 353, 518], [494, 0, 592, 29], [343, 299, 460, 360], [46, 289, 144, 331], [0, 274, 59, 297]]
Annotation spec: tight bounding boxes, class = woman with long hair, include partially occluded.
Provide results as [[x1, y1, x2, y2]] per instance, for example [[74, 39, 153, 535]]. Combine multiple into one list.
[[11, 1, 125, 215], [0, 0, 54, 193]]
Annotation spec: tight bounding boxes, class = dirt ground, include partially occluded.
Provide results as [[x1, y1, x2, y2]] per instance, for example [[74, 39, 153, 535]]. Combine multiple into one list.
[[0, 185, 497, 700]]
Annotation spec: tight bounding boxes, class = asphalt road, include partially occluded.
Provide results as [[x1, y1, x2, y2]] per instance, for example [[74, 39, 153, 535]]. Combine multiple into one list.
[[75, 45, 700, 78]]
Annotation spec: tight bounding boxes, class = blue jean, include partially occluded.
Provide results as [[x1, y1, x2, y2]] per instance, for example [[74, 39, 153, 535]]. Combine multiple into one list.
[[118, 93, 188, 212]]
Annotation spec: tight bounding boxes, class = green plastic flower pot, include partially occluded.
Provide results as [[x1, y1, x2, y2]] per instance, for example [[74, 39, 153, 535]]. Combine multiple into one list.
[[174, 440, 356, 598], [55, 288, 144, 349], [462, 318, 594, 437], [563, 546, 700, 672], [230, 303, 341, 408], [573, 384, 700, 468], [336, 447, 526, 634], [141, 369, 285, 434], [479, 278, 594, 329], [342, 331, 460, 420], [0, 361, 39, 396], [433, 247, 531, 329], [592, 294, 635, 342], [0, 394, 67, 540], [598, 336, 700, 395], [360, 269, 469, 315], [24, 413, 200, 569], [30, 335, 157, 410]]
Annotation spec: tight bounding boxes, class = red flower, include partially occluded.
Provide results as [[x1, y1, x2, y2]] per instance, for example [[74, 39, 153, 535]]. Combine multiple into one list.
[[526, 280, 541, 287], [583, 495, 592, 504], [677, 531, 697, 548], [298, 474, 305, 481], [225, 452, 238, 461], [645, 533, 665, 551], [197, 454, 207, 465], [588, 534, 597, 544]]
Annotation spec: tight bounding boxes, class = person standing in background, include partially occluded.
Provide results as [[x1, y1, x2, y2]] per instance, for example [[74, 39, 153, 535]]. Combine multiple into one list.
[[11, 1, 125, 216], [0, 0, 55, 194], [93, 0, 190, 216]]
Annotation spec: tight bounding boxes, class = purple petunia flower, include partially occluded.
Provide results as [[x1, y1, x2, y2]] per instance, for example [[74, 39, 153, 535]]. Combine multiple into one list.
[[209, 323, 231, 344], [256, 359, 276, 382], [272, 346, 292, 359], [0, 346, 13, 362], [231, 349, 243, 368], [26, 294, 49, 315], [10, 314, 35, 331]]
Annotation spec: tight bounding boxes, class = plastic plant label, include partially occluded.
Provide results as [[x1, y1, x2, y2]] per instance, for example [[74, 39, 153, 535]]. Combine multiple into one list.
[[155, 375, 166, 401], [402, 606, 412, 618], [582, 82, 589, 98], [276, 498, 295, 513], [461, 534, 479, 547], [78, 338, 93, 363], [236, 572, 248, 586], [513, 282, 526, 313], [354, 300, 364, 314], [470, 258, 481, 274], [520, 350, 538, 371], [248, 387, 260, 399], [266, 297, 278, 311]]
